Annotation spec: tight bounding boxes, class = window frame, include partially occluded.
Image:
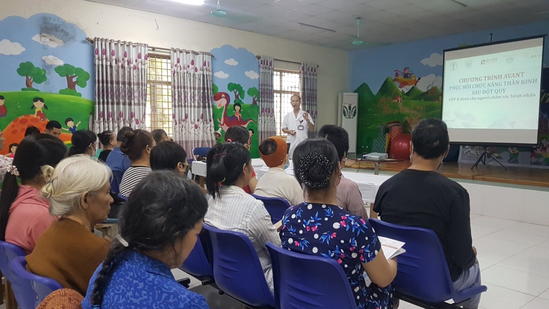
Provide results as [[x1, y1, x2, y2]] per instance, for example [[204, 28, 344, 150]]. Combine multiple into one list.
[[273, 68, 301, 136], [146, 53, 173, 137]]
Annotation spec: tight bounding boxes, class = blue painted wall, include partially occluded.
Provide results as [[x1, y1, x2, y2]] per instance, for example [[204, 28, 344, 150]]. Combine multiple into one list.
[[349, 20, 549, 94]]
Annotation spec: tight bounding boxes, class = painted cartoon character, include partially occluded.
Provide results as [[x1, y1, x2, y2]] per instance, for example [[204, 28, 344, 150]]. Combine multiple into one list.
[[0, 95, 7, 119], [530, 143, 546, 165], [393, 67, 420, 88], [214, 92, 257, 132], [507, 147, 519, 164], [541, 137, 549, 152], [248, 128, 254, 145], [31, 97, 47, 121], [234, 102, 242, 121], [63, 117, 81, 134], [7, 143, 17, 158]]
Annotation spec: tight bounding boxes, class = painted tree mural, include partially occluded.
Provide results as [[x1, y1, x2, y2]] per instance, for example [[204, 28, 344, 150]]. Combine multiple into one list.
[[54, 64, 91, 97], [16, 62, 47, 91], [247, 87, 259, 105], [227, 82, 245, 100]]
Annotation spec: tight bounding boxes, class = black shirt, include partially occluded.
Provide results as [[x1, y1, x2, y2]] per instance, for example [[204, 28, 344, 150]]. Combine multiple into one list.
[[374, 169, 476, 281], [98, 149, 111, 163]]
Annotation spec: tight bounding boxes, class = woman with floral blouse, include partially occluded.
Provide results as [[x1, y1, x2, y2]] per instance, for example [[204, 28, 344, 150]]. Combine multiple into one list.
[[279, 138, 398, 309]]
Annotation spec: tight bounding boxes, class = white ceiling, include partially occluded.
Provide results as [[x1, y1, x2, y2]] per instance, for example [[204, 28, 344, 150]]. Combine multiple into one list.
[[85, 0, 549, 50]]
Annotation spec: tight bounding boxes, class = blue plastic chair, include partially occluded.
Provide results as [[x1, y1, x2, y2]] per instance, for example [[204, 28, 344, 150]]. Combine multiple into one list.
[[10, 256, 63, 309], [369, 218, 487, 308], [203, 224, 275, 307], [266, 243, 358, 309], [0, 241, 30, 309], [180, 232, 213, 278], [252, 194, 291, 224], [193, 147, 211, 160], [0, 240, 25, 284]]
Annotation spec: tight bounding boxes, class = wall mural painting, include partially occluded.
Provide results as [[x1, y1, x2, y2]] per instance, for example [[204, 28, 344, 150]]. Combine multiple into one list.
[[0, 13, 94, 154], [211, 45, 260, 158], [355, 56, 443, 154]]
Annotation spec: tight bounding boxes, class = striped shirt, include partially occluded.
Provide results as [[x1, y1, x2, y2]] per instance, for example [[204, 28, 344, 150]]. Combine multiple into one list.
[[205, 185, 281, 293], [119, 166, 151, 198]]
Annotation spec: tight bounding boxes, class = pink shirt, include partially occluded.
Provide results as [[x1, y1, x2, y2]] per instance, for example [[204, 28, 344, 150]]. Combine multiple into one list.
[[5, 185, 57, 254], [336, 175, 369, 219]]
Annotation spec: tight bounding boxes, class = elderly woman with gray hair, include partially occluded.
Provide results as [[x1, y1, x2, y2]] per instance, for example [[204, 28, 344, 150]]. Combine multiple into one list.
[[26, 155, 113, 296]]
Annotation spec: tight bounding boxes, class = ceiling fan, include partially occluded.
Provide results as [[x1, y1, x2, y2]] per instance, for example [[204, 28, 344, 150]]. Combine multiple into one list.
[[352, 17, 365, 46], [211, 0, 227, 17]]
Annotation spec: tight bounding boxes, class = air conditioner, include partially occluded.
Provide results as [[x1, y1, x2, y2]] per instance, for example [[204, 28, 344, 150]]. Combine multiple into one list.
[[337, 92, 358, 154]]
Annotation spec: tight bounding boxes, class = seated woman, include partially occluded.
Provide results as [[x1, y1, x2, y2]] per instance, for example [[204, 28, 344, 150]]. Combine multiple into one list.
[[0, 134, 67, 253], [26, 156, 112, 296], [82, 171, 209, 308], [205, 142, 280, 292], [280, 139, 398, 309], [255, 136, 303, 206], [118, 129, 155, 198], [97, 130, 115, 162], [224, 126, 257, 193], [69, 130, 97, 157], [150, 141, 188, 177]]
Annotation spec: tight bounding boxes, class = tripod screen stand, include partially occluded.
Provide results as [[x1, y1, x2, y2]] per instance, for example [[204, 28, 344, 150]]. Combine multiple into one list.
[[471, 146, 508, 170]]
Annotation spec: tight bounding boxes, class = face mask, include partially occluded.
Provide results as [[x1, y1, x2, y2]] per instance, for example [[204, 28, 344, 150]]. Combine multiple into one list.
[[284, 162, 290, 170]]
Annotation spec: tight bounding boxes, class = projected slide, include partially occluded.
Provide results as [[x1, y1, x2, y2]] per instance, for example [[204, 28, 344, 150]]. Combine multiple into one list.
[[442, 37, 544, 145]]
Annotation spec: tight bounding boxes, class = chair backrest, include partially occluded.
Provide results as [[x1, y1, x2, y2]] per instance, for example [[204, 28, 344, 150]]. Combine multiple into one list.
[[368, 218, 464, 304], [0, 241, 35, 308], [266, 243, 357, 309], [0, 240, 25, 283], [193, 147, 211, 159], [252, 194, 291, 224], [10, 256, 63, 309], [180, 232, 213, 278], [203, 224, 275, 307]]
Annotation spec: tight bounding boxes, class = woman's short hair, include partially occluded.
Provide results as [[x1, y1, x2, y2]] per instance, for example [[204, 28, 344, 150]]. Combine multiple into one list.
[[292, 138, 339, 191], [90, 171, 208, 306], [24, 126, 40, 137], [150, 141, 187, 171], [69, 130, 97, 156], [411, 118, 449, 160], [318, 125, 349, 162], [224, 126, 249, 145], [42, 156, 111, 217], [120, 129, 154, 161], [151, 129, 168, 144], [206, 142, 250, 198], [0, 134, 67, 240]]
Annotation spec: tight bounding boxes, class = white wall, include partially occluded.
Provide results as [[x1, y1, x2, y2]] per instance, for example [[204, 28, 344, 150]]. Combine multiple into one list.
[[1, 0, 348, 128]]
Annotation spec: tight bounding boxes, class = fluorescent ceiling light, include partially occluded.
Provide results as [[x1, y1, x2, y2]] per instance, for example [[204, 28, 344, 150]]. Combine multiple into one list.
[[171, 0, 204, 5]]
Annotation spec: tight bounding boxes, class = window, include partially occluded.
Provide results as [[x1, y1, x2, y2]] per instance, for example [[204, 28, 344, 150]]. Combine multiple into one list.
[[146, 55, 172, 136], [274, 69, 301, 136]]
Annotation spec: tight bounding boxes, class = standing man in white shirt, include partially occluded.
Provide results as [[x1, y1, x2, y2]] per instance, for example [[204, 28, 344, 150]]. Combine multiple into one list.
[[282, 94, 314, 158]]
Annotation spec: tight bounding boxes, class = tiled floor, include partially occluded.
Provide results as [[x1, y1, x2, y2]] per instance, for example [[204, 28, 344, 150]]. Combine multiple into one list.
[[176, 214, 549, 309], [394, 214, 549, 309]]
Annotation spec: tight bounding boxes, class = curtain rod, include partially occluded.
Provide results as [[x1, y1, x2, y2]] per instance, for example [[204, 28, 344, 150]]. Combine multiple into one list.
[[85, 37, 214, 57], [256, 55, 319, 67]]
